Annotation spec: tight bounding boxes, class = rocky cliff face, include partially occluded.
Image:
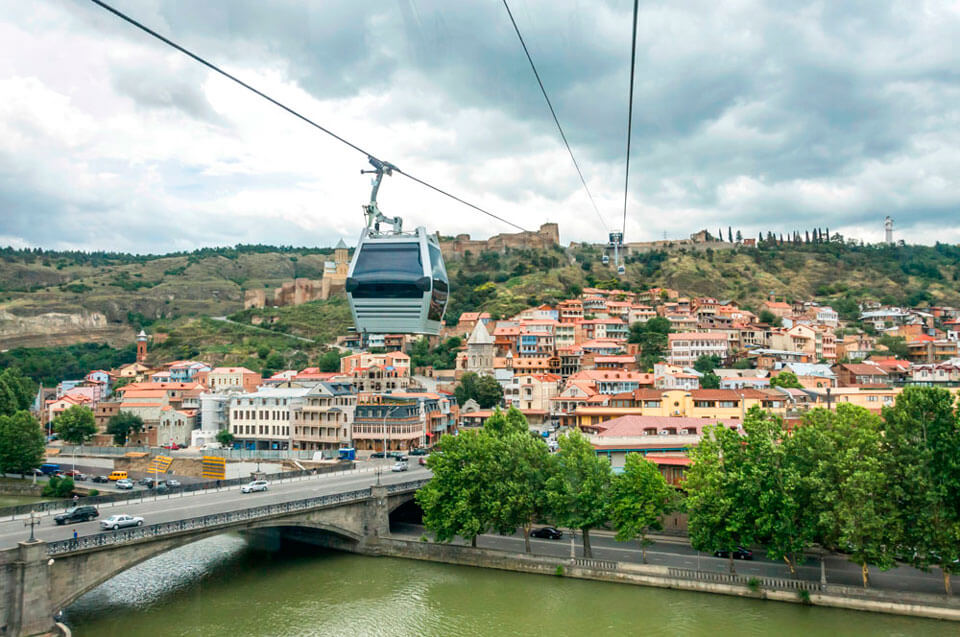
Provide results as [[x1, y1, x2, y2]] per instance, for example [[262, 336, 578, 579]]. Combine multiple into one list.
[[0, 310, 131, 349]]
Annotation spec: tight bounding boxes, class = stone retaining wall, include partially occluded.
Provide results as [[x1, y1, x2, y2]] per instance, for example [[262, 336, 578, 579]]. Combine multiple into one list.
[[365, 537, 960, 623], [0, 481, 43, 497]]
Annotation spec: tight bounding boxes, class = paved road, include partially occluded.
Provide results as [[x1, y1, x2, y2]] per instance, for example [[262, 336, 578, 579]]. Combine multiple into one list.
[[391, 523, 953, 596], [0, 466, 430, 549]]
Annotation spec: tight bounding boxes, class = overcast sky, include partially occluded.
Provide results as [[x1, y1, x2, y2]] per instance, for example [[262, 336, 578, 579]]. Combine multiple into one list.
[[1, 0, 959, 253]]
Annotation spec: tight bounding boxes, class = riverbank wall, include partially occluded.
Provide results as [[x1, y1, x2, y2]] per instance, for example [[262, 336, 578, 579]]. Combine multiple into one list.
[[356, 537, 960, 623], [0, 480, 43, 497]]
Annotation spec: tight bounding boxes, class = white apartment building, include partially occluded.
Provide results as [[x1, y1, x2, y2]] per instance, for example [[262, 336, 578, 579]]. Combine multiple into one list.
[[667, 332, 730, 365], [229, 387, 310, 451]]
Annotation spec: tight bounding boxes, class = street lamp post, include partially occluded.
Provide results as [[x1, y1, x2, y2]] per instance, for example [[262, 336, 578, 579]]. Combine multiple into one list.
[[376, 404, 403, 486]]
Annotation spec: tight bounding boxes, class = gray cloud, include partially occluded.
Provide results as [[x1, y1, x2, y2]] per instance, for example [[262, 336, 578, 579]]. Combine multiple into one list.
[[1, 0, 959, 252]]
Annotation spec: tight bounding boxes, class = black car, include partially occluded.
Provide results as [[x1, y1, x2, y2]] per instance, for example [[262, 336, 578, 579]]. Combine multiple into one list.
[[714, 546, 753, 560], [409, 448, 429, 456], [529, 527, 563, 540], [371, 452, 386, 458], [55, 506, 99, 525], [91, 475, 109, 483]]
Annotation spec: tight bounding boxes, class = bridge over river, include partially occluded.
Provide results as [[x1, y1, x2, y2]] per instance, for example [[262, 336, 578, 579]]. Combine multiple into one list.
[[0, 467, 429, 637]]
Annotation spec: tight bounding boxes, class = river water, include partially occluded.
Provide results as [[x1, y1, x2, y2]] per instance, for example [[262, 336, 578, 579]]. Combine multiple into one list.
[[63, 535, 953, 636], [0, 494, 46, 507]]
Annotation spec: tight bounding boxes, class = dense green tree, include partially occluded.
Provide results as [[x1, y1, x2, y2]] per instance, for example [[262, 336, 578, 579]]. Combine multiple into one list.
[[106, 411, 145, 446], [629, 317, 672, 371], [54, 404, 97, 446], [544, 428, 612, 558], [454, 372, 503, 409], [693, 355, 721, 375], [686, 422, 756, 573], [42, 475, 75, 498], [816, 404, 898, 587], [0, 343, 135, 387], [740, 408, 811, 576], [0, 368, 35, 416], [609, 453, 675, 562], [700, 372, 721, 389], [318, 349, 345, 373], [770, 371, 803, 389], [877, 335, 910, 359], [483, 406, 529, 438], [484, 426, 551, 553], [757, 309, 781, 326], [881, 387, 960, 594], [417, 430, 494, 547], [409, 337, 463, 370], [216, 429, 235, 447], [0, 410, 45, 475]]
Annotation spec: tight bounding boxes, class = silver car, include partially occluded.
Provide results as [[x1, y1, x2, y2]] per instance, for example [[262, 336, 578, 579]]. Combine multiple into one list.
[[241, 480, 268, 493], [391, 461, 408, 472], [100, 514, 144, 531]]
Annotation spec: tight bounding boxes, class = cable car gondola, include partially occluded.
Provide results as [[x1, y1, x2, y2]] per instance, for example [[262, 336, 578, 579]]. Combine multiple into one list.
[[346, 157, 448, 336]]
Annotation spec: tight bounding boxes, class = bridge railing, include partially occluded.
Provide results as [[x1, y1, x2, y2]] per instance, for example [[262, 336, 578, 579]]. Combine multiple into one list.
[[45, 479, 427, 556], [0, 462, 358, 520], [386, 478, 429, 493]]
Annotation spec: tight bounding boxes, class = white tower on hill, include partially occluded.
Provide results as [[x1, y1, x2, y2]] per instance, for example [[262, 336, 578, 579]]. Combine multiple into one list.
[[884, 216, 894, 245]]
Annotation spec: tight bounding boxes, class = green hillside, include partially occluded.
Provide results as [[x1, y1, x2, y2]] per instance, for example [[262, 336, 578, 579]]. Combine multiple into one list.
[[1, 239, 959, 367], [444, 241, 960, 321], [0, 245, 336, 323]]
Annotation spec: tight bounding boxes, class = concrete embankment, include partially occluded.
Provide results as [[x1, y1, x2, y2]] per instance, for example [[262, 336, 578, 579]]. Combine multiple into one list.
[[359, 537, 960, 623]]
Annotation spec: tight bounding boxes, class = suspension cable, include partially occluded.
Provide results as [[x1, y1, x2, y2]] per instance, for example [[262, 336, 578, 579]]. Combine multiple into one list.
[[622, 0, 640, 237], [501, 0, 609, 232], [85, 0, 529, 233]]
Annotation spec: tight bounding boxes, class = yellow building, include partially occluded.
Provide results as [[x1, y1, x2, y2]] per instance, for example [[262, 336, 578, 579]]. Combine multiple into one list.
[[575, 388, 788, 429]]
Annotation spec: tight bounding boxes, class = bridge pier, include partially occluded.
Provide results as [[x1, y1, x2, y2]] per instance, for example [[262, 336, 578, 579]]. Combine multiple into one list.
[[369, 485, 390, 538], [4, 540, 56, 637]]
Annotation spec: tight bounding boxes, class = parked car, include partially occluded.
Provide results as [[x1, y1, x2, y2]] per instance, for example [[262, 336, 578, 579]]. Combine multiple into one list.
[[92, 475, 109, 483], [409, 448, 429, 456], [391, 461, 408, 472], [161, 443, 181, 450], [370, 452, 386, 458], [115, 479, 134, 490], [55, 506, 99, 525], [241, 480, 268, 494], [166, 479, 181, 488], [100, 514, 143, 531], [529, 527, 563, 540], [714, 546, 753, 560]]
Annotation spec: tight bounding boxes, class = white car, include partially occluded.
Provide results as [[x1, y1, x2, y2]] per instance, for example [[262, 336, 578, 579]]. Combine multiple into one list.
[[391, 461, 408, 472], [241, 480, 268, 493], [115, 478, 134, 490], [100, 514, 144, 531]]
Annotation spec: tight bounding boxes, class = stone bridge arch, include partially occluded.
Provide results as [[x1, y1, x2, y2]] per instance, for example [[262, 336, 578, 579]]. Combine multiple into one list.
[[49, 509, 368, 611]]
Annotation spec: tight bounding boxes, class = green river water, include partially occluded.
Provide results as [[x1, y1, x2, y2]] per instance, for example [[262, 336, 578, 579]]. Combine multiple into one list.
[[63, 535, 954, 637], [0, 495, 46, 507]]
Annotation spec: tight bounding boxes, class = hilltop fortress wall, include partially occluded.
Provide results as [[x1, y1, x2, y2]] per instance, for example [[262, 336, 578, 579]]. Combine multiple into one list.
[[440, 223, 560, 261]]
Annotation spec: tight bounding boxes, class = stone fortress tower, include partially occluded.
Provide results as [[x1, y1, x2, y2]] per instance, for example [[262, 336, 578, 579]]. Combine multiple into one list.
[[243, 239, 351, 309]]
